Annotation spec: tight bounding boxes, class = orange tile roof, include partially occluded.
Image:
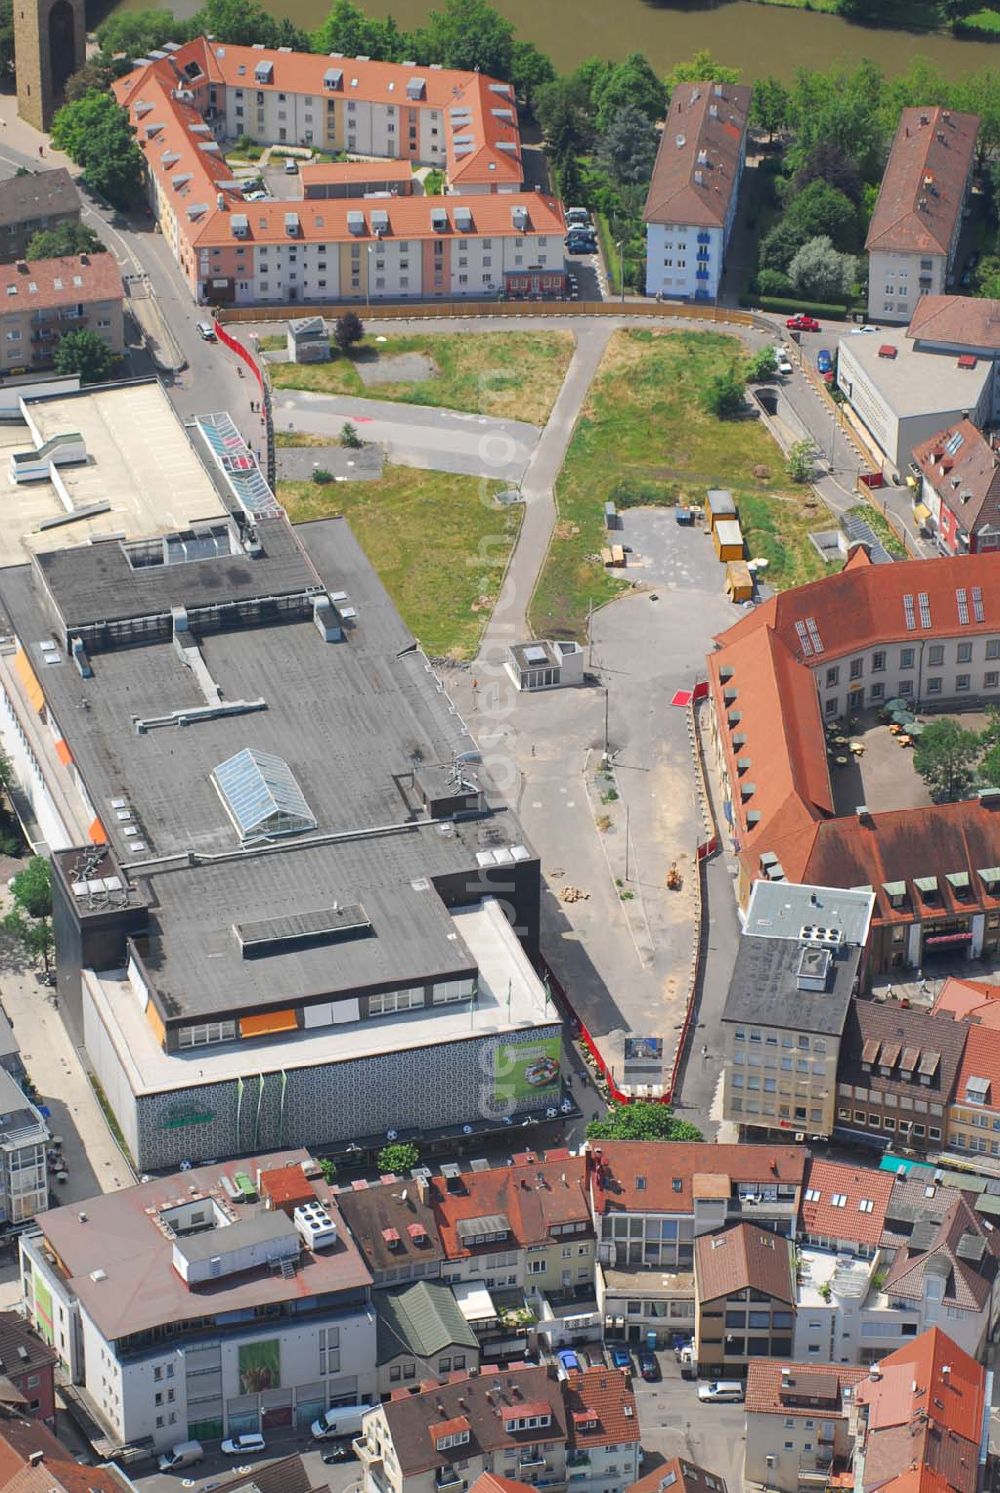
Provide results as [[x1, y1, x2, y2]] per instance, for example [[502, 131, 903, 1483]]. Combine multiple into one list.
[[932, 976, 1000, 1029], [300, 159, 413, 186], [867, 108, 979, 257], [586, 1140, 806, 1214], [799, 1158, 895, 1247], [469, 1477, 536, 1493], [563, 1366, 639, 1448], [694, 1221, 795, 1305], [954, 1021, 1000, 1107], [745, 1359, 867, 1417], [221, 191, 564, 246], [876, 1469, 953, 1493], [0, 253, 122, 314], [908, 295, 1000, 352], [627, 1457, 727, 1493], [431, 1156, 590, 1258]]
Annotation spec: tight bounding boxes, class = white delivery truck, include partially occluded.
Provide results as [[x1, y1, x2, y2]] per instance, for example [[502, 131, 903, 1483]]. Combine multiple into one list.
[[158, 1440, 204, 1472], [311, 1402, 374, 1441]]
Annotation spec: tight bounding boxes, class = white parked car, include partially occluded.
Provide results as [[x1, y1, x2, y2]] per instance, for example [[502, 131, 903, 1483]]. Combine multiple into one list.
[[774, 348, 793, 375], [221, 1433, 266, 1456], [850, 325, 876, 334]]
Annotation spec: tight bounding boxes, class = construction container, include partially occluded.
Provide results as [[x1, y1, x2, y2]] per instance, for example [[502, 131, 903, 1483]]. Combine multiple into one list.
[[725, 560, 754, 603], [712, 519, 744, 562], [706, 488, 737, 532]]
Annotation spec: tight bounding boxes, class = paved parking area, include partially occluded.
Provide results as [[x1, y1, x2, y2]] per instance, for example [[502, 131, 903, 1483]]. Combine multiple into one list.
[[631, 1352, 746, 1492]]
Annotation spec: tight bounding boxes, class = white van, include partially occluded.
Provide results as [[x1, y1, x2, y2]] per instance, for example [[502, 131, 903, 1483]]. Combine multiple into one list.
[[311, 1403, 373, 1441], [698, 1381, 744, 1403], [158, 1440, 204, 1472]]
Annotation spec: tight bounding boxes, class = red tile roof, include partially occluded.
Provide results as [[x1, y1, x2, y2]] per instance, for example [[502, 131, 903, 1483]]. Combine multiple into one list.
[[563, 1366, 639, 1447], [644, 82, 751, 230], [932, 976, 1000, 1029], [627, 1458, 727, 1493], [585, 1142, 806, 1215], [907, 295, 1000, 352], [745, 1360, 867, 1417], [469, 1478, 536, 1493], [799, 1158, 895, 1247], [0, 253, 122, 314], [856, 1327, 986, 1493], [875, 1469, 953, 1493], [881, 1195, 997, 1313], [431, 1156, 590, 1259], [866, 108, 979, 257], [694, 1221, 795, 1304], [912, 420, 1000, 542], [954, 1020, 1000, 1107]]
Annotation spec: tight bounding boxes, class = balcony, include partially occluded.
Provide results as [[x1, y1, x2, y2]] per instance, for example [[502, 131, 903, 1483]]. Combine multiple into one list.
[[567, 1454, 591, 1469], [697, 232, 711, 244], [520, 1454, 547, 1469], [436, 1470, 465, 1490]]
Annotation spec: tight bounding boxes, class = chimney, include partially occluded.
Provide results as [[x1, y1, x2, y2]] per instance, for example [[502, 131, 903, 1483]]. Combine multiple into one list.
[[28, 1453, 43, 1468]]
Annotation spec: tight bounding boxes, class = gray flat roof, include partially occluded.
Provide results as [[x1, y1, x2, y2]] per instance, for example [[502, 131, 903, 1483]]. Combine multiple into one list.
[[837, 333, 993, 422], [722, 934, 863, 1034], [173, 1207, 296, 1263], [744, 881, 875, 947]]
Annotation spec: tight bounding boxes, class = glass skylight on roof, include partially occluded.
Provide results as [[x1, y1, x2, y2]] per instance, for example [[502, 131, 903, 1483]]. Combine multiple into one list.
[[945, 430, 965, 456], [212, 747, 317, 842]]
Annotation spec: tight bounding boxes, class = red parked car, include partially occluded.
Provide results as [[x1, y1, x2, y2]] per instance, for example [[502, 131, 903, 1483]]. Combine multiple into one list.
[[786, 314, 821, 332]]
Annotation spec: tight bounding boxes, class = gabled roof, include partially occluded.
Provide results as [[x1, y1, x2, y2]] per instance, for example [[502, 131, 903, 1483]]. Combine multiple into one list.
[[644, 81, 751, 230], [745, 1359, 867, 1417], [907, 294, 1000, 352], [881, 1195, 997, 1313], [799, 1158, 895, 1247], [0, 168, 80, 230], [912, 421, 1000, 540], [931, 976, 1000, 1030], [694, 1221, 795, 1304], [376, 1280, 478, 1364], [563, 1366, 639, 1447], [954, 1020, 1000, 1109], [627, 1458, 727, 1493], [866, 108, 979, 256], [586, 1141, 806, 1215], [0, 253, 122, 314], [431, 1156, 590, 1258], [839, 1002, 968, 1104]]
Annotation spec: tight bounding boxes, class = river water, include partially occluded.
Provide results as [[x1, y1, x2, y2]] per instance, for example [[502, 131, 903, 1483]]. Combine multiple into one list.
[[130, 0, 1000, 81]]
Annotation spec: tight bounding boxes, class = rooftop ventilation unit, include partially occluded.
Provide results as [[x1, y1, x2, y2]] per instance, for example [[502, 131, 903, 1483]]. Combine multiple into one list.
[[799, 924, 844, 948], [294, 1200, 338, 1250]]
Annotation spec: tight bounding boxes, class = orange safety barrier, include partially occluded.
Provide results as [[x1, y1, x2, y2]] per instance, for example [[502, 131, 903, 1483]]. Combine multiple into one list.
[[13, 648, 44, 714], [87, 816, 107, 845], [55, 740, 73, 767]]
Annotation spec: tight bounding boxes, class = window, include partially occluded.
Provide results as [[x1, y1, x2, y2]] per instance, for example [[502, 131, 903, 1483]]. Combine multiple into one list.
[[369, 988, 424, 1015], [928, 645, 945, 666], [850, 658, 863, 679], [826, 666, 840, 687], [900, 648, 915, 669], [872, 650, 886, 672], [825, 698, 839, 717], [927, 677, 942, 694], [986, 672, 1000, 689], [987, 640, 1000, 660], [871, 683, 884, 700], [957, 674, 971, 691], [178, 1021, 235, 1048], [958, 642, 973, 664]]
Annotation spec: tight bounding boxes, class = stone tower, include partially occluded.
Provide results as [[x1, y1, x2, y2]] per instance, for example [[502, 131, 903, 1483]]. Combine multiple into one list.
[[15, 0, 86, 131]]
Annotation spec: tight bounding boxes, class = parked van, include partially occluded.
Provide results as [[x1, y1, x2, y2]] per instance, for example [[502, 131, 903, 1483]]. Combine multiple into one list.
[[158, 1441, 204, 1472], [698, 1381, 744, 1404], [311, 1403, 373, 1441]]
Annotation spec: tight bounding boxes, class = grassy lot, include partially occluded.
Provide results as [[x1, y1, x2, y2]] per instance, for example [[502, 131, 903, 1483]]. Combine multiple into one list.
[[279, 468, 518, 658], [528, 328, 830, 640], [269, 331, 574, 425]]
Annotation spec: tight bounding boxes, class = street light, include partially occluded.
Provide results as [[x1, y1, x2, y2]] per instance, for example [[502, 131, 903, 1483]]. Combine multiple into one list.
[[366, 244, 373, 307], [616, 239, 625, 305]]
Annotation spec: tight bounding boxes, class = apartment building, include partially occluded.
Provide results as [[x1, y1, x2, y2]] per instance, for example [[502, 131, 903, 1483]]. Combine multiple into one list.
[[693, 1222, 796, 1375], [0, 169, 80, 264], [720, 881, 873, 1140], [866, 108, 979, 324], [335, 1184, 445, 1289], [912, 421, 1000, 555], [0, 254, 123, 373], [375, 1280, 479, 1397], [853, 1328, 990, 1493], [0, 1068, 48, 1227], [945, 1021, 1000, 1162], [562, 1366, 640, 1493], [644, 81, 751, 302], [587, 1143, 805, 1347], [20, 1151, 376, 1453], [798, 1158, 894, 1260], [835, 1001, 968, 1153], [0, 1310, 58, 1427], [744, 1360, 867, 1493]]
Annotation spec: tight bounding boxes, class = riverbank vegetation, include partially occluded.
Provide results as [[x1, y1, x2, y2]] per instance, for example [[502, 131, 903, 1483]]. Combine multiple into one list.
[[529, 329, 826, 642], [279, 468, 518, 658]]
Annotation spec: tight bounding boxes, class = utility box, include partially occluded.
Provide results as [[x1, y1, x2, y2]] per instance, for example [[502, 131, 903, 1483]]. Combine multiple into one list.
[[286, 316, 330, 363]]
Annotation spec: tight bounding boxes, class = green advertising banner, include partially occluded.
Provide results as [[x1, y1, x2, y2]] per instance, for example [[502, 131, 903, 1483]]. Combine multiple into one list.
[[33, 1274, 53, 1346], [238, 1338, 281, 1393], [494, 1036, 561, 1104]]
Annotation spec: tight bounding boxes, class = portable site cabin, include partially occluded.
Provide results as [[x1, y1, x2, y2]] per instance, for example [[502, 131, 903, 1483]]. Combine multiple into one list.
[[713, 520, 744, 562], [706, 488, 737, 532], [725, 560, 754, 603]]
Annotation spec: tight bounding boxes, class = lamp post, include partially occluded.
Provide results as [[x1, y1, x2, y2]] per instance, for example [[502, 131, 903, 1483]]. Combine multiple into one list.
[[366, 244, 373, 307], [616, 239, 625, 304]]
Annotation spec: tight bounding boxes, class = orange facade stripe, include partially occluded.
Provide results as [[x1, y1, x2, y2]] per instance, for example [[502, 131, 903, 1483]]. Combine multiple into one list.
[[146, 1002, 166, 1045], [55, 740, 73, 767], [240, 1009, 297, 1038], [87, 816, 107, 845], [13, 648, 44, 714]]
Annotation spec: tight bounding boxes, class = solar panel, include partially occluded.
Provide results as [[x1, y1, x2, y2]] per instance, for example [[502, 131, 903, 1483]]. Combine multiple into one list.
[[973, 585, 985, 623], [212, 747, 317, 842], [794, 620, 813, 657], [918, 592, 931, 628], [806, 617, 824, 655], [957, 588, 969, 626], [903, 594, 916, 631]]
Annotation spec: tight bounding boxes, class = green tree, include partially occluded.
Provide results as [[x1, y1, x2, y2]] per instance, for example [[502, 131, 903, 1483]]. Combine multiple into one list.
[[757, 268, 793, 297], [913, 716, 982, 801], [788, 235, 856, 302], [553, 150, 585, 207], [3, 908, 53, 974], [785, 59, 887, 184], [535, 75, 593, 158], [976, 254, 1000, 299], [746, 345, 778, 382], [189, 0, 309, 49], [0, 0, 14, 78], [333, 310, 364, 351], [751, 76, 790, 142], [760, 181, 860, 273], [64, 60, 117, 102], [95, 8, 183, 56], [980, 743, 1000, 789], [594, 52, 666, 132], [311, 0, 405, 61], [598, 103, 658, 186], [27, 222, 105, 259], [378, 1140, 420, 1174], [665, 50, 740, 90], [54, 329, 116, 383], [340, 421, 362, 448], [10, 857, 51, 921], [586, 1102, 703, 1142], [317, 1156, 337, 1183], [786, 439, 815, 483], [50, 91, 145, 208], [701, 367, 746, 419], [794, 141, 863, 206], [510, 40, 555, 110], [420, 0, 515, 78]]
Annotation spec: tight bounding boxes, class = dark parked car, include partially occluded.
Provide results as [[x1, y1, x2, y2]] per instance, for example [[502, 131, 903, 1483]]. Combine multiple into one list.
[[638, 1351, 660, 1382]]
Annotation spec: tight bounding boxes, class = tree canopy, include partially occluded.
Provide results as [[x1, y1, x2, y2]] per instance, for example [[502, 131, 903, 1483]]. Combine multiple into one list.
[[54, 329, 117, 384], [95, 8, 184, 56], [419, 0, 515, 78], [50, 90, 145, 208], [586, 1102, 703, 1142], [665, 50, 740, 90], [788, 235, 857, 302], [27, 222, 106, 259], [913, 717, 983, 801]]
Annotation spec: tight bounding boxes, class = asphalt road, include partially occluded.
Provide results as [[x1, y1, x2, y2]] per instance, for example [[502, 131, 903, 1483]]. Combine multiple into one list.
[[271, 387, 540, 481]]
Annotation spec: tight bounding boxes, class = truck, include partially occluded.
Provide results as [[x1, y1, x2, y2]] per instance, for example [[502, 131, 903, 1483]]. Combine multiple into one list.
[[157, 1441, 204, 1472], [311, 1403, 373, 1442]]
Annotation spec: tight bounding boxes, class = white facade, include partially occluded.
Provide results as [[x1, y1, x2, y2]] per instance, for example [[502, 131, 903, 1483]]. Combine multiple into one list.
[[645, 222, 724, 301], [868, 248, 948, 326], [744, 1401, 856, 1493], [814, 631, 1000, 720]]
